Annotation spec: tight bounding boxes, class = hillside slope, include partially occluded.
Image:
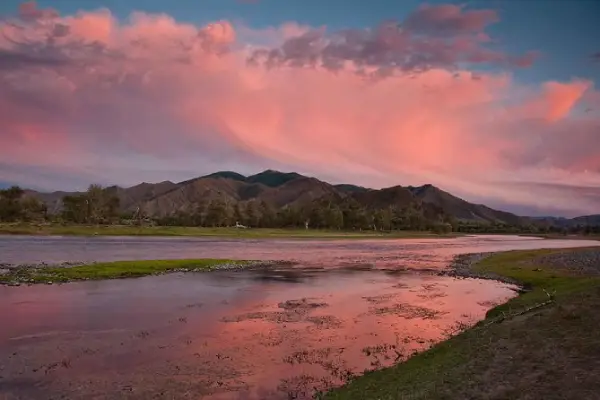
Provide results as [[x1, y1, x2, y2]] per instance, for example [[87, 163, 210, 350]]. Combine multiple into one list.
[[26, 170, 538, 225], [409, 184, 527, 225]]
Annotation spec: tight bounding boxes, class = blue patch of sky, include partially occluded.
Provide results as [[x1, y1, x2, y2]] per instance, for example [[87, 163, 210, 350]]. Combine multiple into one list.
[[2, 0, 598, 85]]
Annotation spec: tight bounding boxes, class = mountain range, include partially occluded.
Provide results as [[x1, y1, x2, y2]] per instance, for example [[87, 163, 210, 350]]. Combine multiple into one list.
[[26, 170, 599, 226]]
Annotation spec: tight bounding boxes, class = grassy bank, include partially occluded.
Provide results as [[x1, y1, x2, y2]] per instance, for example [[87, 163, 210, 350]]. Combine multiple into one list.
[[525, 233, 600, 241], [0, 223, 458, 239], [325, 247, 600, 400], [0, 259, 255, 285]]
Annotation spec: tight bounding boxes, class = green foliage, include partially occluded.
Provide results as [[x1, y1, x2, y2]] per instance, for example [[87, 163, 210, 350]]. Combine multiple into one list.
[[61, 184, 120, 224], [0, 186, 46, 222]]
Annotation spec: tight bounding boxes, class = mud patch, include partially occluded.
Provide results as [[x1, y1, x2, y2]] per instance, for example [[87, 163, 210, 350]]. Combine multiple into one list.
[[362, 293, 397, 304], [305, 315, 343, 329], [390, 282, 410, 289], [222, 298, 330, 324], [278, 298, 328, 311], [368, 303, 447, 320]]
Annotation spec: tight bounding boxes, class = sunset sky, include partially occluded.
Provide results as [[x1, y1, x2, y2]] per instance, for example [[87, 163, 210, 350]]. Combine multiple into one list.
[[1, 0, 599, 217]]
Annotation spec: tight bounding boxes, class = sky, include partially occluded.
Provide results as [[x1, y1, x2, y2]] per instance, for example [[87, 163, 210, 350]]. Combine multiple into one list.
[[0, 0, 599, 217]]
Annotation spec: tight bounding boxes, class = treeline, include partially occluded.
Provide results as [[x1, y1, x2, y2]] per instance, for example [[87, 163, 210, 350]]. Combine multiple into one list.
[[2, 184, 599, 235], [455, 221, 600, 235], [0, 185, 119, 224], [153, 197, 456, 233], [0, 186, 47, 222], [61, 185, 120, 224]]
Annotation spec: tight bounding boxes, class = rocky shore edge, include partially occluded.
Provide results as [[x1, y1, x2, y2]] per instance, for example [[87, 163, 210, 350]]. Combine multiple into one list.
[[438, 252, 524, 288]]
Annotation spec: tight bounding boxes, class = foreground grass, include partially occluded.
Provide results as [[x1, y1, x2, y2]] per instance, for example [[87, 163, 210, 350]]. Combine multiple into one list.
[[0, 259, 249, 284], [0, 224, 458, 239], [325, 247, 600, 400]]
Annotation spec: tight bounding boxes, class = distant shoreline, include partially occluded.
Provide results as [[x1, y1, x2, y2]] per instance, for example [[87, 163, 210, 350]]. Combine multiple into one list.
[[0, 223, 462, 240]]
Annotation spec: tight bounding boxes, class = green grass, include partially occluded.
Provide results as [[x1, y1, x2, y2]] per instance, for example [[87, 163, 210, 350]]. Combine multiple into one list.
[[524, 233, 600, 241], [0, 259, 248, 284], [325, 246, 600, 400], [0, 223, 459, 239]]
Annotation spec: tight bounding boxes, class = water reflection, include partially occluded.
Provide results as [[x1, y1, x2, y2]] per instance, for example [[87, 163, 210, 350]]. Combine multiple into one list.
[[1, 267, 514, 399], [0, 235, 598, 399], [1, 234, 596, 267]]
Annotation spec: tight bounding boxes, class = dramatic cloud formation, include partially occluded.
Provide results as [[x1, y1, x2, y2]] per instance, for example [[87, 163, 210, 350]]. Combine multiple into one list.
[[0, 1, 599, 216], [249, 4, 537, 76]]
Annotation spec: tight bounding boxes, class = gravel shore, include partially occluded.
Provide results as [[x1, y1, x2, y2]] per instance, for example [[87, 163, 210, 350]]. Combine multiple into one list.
[[526, 248, 600, 276], [438, 252, 522, 286], [439, 247, 600, 287], [0, 259, 294, 286]]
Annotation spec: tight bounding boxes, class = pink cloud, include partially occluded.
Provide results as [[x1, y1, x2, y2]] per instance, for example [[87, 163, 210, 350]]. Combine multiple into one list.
[[248, 4, 536, 76], [0, 2, 599, 216], [524, 80, 592, 122]]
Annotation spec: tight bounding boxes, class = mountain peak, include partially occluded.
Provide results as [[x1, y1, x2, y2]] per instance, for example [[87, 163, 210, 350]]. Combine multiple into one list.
[[204, 171, 247, 181], [247, 170, 304, 187]]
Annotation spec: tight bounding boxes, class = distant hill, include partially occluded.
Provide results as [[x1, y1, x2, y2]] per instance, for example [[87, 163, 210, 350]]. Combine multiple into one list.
[[533, 214, 600, 228], [334, 184, 369, 193], [408, 184, 527, 225], [25, 169, 597, 226]]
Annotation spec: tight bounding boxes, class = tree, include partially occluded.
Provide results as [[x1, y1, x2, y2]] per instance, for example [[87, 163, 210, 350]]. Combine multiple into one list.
[[233, 203, 244, 226], [61, 185, 120, 224], [244, 201, 260, 227], [259, 200, 276, 228], [205, 199, 229, 227], [21, 197, 47, 221], [62, 195, 88, 223], [0, 186, 25, 221], [324, 205, 344, 229]]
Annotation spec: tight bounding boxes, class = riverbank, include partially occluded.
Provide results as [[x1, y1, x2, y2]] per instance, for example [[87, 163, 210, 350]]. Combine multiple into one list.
[[325, 246, 600, 399], [0, 259, 285, 285], [526, 233, 600, 241], [0, 223, 459, 239]]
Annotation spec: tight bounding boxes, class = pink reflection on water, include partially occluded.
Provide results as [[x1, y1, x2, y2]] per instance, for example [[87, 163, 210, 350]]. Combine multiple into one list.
[[0, 267, 516, 399]]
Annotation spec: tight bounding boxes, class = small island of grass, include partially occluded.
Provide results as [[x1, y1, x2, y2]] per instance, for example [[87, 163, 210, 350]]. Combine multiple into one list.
[[325, 246, 600, 399], [0, 258, 266, 285]]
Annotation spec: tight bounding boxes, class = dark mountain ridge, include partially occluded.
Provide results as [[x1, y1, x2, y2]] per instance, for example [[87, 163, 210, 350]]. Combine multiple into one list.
[[24, 170, 597, 226]]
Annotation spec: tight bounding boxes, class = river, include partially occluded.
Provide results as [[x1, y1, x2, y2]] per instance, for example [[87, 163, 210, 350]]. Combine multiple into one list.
[[0, 234, 596, 399]]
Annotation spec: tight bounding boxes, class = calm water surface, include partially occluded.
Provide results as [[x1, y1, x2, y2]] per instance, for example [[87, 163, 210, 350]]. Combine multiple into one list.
[[0, 235, 597, 399]]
